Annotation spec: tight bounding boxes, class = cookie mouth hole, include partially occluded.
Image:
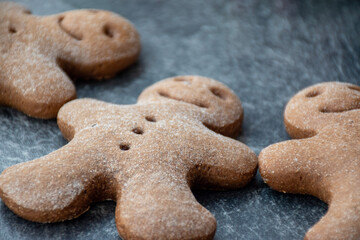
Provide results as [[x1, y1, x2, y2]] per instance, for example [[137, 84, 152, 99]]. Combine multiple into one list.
[[58, 16, 83, 41], [132, 127, 144, 134], [103, 25, 114, 38], [158, 91, 209, 108], [348, 86, 360, 92], [145, 116, 156, 122], [306, 90, 321, 98], [210, 87, 227, 100], [8, 26, 17, 34], [320, 106, 360, 113], [119, 144, 130, 151]]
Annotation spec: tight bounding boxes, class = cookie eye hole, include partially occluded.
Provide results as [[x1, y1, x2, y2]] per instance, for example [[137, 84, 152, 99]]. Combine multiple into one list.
[[306, 90, 321, 98], [145, 116, 156, 122], [210, 87, 227, 100], [173, 77, 191, 84], [119, 144, 130, 151], [132, 127, 144, 135], [195, 102, 208, 108], [158, 91, 169, 98], [23, 10, 31, 15], [8, 26, 17, 34], [103, 25, 114, 38]]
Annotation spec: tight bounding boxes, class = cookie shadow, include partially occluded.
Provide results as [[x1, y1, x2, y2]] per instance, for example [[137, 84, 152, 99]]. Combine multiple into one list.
[[0, 200, 120, 240], [74, 59, 146, 103], [193, 171, 327, 240]]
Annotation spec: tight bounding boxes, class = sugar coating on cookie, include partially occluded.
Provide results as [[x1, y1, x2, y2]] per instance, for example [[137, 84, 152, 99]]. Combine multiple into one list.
[[259, 82, 360, 240], [0, 2, 140, 118], [0, 76, 257, 240]]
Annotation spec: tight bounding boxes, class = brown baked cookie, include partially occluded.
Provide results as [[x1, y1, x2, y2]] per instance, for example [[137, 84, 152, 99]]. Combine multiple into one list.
[[0, 76, 257, 240], [259, 82, 360, 240], [0, 2, 140, 119]]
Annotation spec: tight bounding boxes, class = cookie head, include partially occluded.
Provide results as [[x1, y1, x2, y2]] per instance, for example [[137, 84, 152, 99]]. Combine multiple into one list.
[[45, 9, 141, 79], [138, 76, 244, 137], [284, 82, 360, 138], [0, 2, 31, 52], [0, 2, 31, 15]]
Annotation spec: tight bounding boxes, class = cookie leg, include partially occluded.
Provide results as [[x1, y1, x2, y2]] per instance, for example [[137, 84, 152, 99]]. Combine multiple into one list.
[[0, 140, 104, 222], [1, 52, 76, 119], [192, 131, 257, 190], [115, 171, 216, 240], [305, 199, 360, 240]]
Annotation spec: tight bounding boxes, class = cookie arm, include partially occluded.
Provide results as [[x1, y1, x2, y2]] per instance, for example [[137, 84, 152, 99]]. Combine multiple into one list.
[[0, 51, 76, 119], [192, 131, 257, 190], [115, 171, 216, 240], [0, 138, 104, 223], [57, 98, 120, 141], [259, 139, 330, 201]]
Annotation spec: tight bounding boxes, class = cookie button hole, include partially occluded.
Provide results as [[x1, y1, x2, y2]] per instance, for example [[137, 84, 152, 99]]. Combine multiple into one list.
[[132, 127, 144, 135], [9, 26, 17, 34], [103, 24, 114, 38], [145, 116, 156, 122], [119, 144, 130, 151], [306, 90, 321, 98], [319, 108, 327, 113], [210, 87, 227, 100]]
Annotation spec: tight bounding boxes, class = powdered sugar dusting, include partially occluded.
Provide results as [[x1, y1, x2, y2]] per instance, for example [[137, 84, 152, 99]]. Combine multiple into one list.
[[0, 76, 256, 239], [0, 2, 140, 118]]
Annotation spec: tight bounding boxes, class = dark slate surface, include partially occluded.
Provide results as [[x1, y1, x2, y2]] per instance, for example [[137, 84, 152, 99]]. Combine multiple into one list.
[[0, 0, 359, 239]]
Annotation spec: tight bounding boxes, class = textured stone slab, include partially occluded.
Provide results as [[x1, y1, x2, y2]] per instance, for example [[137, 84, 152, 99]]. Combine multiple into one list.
[[0, 0, 359, 239]]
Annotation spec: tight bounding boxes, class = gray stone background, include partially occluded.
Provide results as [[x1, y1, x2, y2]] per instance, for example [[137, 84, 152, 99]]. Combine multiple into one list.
[[0, 0, 359, 239]]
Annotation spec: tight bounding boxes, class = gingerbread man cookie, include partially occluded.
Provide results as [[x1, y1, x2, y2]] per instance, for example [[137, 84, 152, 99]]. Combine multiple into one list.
[[259, 82, 360, 240], [0, 76, 257, 240], [0, 2, 140, 119]]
